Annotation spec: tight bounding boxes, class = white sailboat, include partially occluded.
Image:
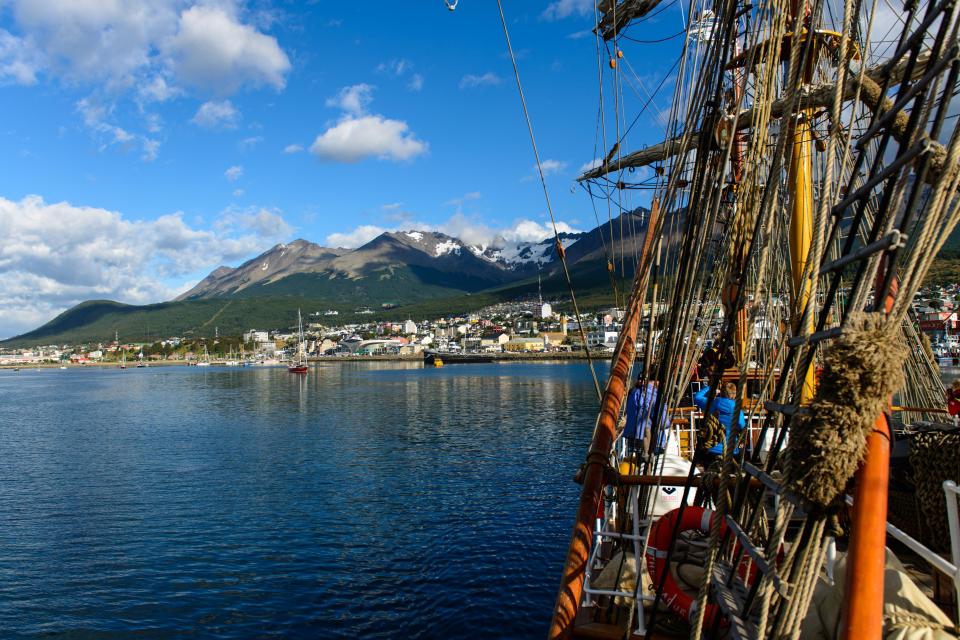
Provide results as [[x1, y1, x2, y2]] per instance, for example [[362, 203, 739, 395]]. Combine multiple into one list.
[[288, 309, 308, 374], [196, 343, 210, 367]]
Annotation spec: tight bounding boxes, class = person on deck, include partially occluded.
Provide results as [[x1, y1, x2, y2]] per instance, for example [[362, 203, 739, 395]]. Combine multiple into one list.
[[624, 377, 661, 456], [693, 381, 746, 457], [946, 379, 960, 425]]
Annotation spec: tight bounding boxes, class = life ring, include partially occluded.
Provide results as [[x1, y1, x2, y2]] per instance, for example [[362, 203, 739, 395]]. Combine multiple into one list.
[[646, 506, 775, 624], [645, 506, 725, 625]]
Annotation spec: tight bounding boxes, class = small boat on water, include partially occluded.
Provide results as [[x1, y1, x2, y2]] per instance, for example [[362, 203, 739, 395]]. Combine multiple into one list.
[[195, 344, 211, 366], [423, 351, 492, 365], [288, 309, 308, 374], [433, 356, 443, 368]]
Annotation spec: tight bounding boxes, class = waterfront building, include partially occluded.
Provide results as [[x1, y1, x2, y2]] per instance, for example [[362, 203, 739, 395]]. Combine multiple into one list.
[[503, 337, 546, 353], [243, 330, 270, 344], [586, 327, 619, 351]]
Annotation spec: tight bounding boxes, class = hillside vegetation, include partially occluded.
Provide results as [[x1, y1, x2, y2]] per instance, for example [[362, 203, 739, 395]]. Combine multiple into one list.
[[3, 266, 632, 346]]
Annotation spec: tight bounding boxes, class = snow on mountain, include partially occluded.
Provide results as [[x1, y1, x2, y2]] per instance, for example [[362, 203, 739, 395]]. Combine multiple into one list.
[[434, 239, 461, 256]]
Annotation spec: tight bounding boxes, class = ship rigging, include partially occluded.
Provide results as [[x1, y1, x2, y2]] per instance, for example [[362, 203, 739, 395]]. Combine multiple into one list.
[[460, 0, 960, 637]]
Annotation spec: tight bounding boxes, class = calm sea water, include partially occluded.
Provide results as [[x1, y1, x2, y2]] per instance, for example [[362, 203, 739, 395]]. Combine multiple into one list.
[[0, 362, 599, 639]]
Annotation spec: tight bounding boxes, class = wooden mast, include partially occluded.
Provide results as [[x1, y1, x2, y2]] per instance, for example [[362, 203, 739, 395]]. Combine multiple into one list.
[[548, 202, 660, 640]]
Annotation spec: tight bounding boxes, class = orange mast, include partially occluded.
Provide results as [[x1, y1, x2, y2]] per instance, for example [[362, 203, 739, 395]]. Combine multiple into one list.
[[548, 202, 660, 639], [841, 274, 897, 638]]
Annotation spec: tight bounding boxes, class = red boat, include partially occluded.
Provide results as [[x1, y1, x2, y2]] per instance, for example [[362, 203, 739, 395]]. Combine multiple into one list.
[[288, 365, 308, 374]]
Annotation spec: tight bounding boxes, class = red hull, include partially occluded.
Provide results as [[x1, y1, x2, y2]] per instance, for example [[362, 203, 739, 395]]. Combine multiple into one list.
[[288, 365, 308, 374]]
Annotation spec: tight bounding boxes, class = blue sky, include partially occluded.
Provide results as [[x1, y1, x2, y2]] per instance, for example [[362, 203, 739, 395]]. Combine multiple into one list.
[[0, 0, 684, 338]]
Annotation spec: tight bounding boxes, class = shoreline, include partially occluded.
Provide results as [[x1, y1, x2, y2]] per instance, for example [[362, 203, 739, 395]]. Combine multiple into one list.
[[0, 352, 611, 370]]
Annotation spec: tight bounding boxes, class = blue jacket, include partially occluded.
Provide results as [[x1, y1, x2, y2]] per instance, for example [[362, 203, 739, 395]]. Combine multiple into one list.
[[625, 382, 658, 440], [693, 386, 745, 454]]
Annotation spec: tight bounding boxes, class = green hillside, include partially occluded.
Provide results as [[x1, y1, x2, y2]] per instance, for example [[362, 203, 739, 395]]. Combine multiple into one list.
[[926, 224, 960, 285], [2, 262, 631, 347], [231, 264, 504, 300]]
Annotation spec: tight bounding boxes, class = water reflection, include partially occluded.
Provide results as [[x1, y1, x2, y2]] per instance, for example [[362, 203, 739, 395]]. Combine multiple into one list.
[[0, 362, 597, 638]]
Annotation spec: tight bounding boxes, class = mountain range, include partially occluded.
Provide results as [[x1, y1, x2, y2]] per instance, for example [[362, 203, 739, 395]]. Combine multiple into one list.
[[4, 209, 651, 346]]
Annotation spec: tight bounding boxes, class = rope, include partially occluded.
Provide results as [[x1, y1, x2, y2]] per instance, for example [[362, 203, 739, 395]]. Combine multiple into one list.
[[495, 0, 602, 401]]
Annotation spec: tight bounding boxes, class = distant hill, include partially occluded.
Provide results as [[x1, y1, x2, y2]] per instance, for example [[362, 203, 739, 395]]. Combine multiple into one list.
[[3, 210, 649, 346], [920, 222, 960, 285]]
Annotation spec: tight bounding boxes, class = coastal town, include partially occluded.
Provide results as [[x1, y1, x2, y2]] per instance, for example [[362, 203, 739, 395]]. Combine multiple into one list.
[[0, 296, 616, 366], [6, 283, 960, 367]]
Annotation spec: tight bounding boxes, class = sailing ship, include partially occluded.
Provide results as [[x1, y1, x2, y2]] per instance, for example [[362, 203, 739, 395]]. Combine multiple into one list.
[[472, 0, 960, 637], [136, 347, 147, 368], [288, 309, 309, 374]]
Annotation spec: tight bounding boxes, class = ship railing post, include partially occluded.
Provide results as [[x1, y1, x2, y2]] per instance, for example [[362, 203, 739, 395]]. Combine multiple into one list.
[[632, 482, 647, 636], [944, 480, 960, 624]]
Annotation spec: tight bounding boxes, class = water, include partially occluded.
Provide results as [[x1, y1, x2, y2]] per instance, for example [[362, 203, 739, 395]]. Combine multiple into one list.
[[0, 362, 598, 639]]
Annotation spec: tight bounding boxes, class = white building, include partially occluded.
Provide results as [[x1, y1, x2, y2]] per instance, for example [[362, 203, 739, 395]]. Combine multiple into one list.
[[541, 302, 553, 319], [243, 330, 270, 344], [404, 319, 417, 334], [587, 327, 619, 351]]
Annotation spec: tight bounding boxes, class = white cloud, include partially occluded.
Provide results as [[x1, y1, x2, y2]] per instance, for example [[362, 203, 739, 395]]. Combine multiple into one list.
[[8, 0, 178, 86], [238, 136, 263, 150], [579, 158, 602, 173], [497, 219, 579, 243], [142, 138, 160, 162], [225, 165, 244, 182], [3, 1, 290, 95], [0, 195, 292, 339], [191, 100, 239, 129], [326, 83, 375, 115], [376, 58, 412, 75], [0, 1, 290, 159], [325, 215, 581, 254], [215, 207, 292, 239], [310, 115, 427, 163], [144, 112, 163, 133], [165, 5, 291, 94], [232, 188, 245, 197], [326, 224, 388, 249], [459, 72, 502, 89], [283, 143, 304, 154], [0, 29, 41, 84], [445, 191, 482, 206], [138, 75, 181, 103], [538, 159, 568, 176], [374, 59, 422, 91], [76, 97, 135, 148], [542, 0, 595, 20]]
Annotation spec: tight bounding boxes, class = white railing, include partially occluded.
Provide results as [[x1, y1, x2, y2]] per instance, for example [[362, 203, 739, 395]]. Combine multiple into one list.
[[845, 480, 960, 625], [944, 480, 960, 623], [582, 436, 654, 635]]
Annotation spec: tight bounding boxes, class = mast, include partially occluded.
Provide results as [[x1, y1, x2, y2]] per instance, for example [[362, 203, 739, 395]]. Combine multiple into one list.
[[548, 203, 660, 639], [787, 17, 818, 403]]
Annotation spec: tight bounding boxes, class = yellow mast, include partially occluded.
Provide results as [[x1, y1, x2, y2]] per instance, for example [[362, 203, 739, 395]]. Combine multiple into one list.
[[788, 30, 817, 403], [789, 116, 816, 402]]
